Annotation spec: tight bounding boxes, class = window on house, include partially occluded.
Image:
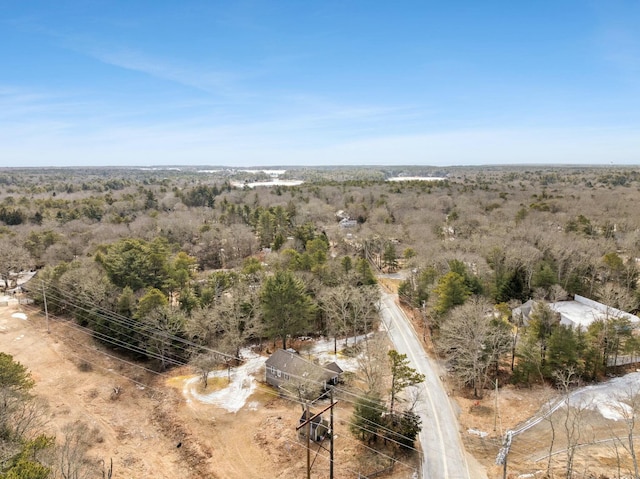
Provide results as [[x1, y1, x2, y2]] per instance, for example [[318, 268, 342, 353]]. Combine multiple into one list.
[[277, 370, 281, 378], [284, 373, 290, 380]]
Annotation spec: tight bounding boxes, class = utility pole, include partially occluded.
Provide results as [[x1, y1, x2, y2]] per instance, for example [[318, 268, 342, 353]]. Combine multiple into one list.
[[494, 379, 498, 432], [296, 398, 339, 479], [330, 389, 334, 479], [42, 281, 49, 333], [421, 300, 427, 343], [306, 403, 311, 479], [495, 430, 512, 479]]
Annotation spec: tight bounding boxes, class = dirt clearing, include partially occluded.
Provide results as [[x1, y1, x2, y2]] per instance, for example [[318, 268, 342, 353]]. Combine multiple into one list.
[[0, 300, 419, 478]]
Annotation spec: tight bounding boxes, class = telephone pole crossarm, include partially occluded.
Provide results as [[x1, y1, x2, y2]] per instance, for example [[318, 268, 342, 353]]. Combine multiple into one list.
[[296, 401, 338, 431], [296, 399, 339, 479]]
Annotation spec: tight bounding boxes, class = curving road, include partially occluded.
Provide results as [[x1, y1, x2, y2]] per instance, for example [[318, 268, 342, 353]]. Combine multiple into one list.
[[379, 291, 478, 479]]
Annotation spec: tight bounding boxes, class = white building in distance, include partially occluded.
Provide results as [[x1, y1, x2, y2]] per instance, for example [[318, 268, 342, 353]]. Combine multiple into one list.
[[514, 294, 640, 330]]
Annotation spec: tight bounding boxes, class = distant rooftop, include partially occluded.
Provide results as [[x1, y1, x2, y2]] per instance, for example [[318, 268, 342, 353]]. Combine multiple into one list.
[[513, 295, 640, 330], [550, 294, 640, 329]]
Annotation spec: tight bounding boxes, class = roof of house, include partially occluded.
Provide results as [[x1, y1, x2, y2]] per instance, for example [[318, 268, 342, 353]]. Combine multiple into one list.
[[512, 299, 536, 322], [550, 294, 640, 329], [512, 295, 640, 330], [266, 349, 341, 382], [323, 362, 343, 375]]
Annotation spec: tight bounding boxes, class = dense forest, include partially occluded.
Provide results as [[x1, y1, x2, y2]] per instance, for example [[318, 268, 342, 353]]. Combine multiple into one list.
[[1, 165, 640, 475], [1, 166, 639, 381]]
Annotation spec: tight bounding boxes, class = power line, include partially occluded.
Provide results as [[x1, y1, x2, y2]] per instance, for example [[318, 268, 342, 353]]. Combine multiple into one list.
[[25, 305, 422, 477], [24, 282, 431, 461], [34, 280, 417, 417], [33, 279, 239, 361], [25, 298, 425, 456]]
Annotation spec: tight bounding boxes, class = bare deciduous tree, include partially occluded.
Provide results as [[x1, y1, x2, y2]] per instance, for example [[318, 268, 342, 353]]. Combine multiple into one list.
[[610, 384, 640, 479], [280, 364, 326, 413], [57, 420, 102, 479], [356, 334, 389, 395], [321, 284, 378, 351], [553, 366, 589, 479], [192, 353, 223, 390], [0, 241, 32, 290], [186, 282, 261, 355], [438, 297, 511, 398]]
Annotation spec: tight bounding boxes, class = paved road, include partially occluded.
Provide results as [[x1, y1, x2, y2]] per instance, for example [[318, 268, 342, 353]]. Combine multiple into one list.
[[379, 291, 474, 479]]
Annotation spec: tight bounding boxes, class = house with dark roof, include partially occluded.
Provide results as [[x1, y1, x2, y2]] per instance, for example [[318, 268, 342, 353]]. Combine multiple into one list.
[[265, 349, 343, 391]]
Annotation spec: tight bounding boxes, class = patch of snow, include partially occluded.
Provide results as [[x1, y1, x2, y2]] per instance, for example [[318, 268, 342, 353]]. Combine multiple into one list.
[[305, 334, 372, 355], [387, 177, 444, 182], [316, 350, 361, 373], [11, 313, 27, 321], [16, 271, 37, 286], [566, 372, 640, 421], [467, 428, 489, 438], [230, 180, 304, 189], [178, 335, 378, 411], [181, 348, 267, 413], [302, 334, 375, 373]]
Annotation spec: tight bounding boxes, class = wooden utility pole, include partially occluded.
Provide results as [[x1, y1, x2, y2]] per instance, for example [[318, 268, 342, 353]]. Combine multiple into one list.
[[494, 379, 498, 432], [495, 430, 512, 479], [42, 281, 49, 333], [330, 389, 334, 479], [306, 403, 311, 479], [421, 300, 427, 342], [296, 398, 339, 479]]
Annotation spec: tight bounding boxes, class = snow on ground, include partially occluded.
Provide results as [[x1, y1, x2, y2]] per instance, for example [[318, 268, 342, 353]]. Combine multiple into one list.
[[182, 347, 267, 413], [230, 180, 304, 188], [16, 271, 37, 286], [11, 312, 27, 320], [302, 334, 374, 373], [387, 177, 444, 182], [566, 372, 640, 420], [179, 335, 373, 412]]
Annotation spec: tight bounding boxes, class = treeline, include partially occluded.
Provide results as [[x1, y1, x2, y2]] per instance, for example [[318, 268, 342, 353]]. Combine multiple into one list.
[[32, 231, 379, 370], [2, 166, 640, 396]]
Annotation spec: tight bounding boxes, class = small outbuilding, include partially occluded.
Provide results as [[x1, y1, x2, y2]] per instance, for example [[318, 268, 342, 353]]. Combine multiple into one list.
[[298, 410, 329, 442]]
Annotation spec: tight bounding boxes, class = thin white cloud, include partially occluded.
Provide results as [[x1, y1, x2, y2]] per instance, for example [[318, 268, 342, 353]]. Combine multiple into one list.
[[15, 21, 256, 99], [91, 47, 246, 96]]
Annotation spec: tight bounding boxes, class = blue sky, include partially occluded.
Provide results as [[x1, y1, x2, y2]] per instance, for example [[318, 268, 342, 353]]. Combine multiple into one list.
[[1, 1, 639, 167]]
